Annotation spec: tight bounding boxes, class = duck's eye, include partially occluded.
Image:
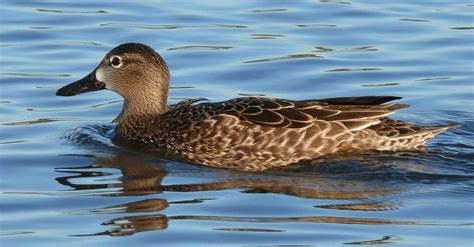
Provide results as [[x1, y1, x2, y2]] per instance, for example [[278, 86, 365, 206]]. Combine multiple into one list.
[[110, 56, 122, 68]]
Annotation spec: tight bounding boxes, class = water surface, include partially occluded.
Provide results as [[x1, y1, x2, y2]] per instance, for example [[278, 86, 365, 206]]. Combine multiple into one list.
[[1, 1, 473, 246]]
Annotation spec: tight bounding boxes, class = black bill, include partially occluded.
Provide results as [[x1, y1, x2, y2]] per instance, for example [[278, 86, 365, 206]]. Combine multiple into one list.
[[56, 70, 106, 96]]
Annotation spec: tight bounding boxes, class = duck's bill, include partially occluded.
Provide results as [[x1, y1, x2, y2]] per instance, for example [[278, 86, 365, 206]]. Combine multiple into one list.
[[56, 71, 106, 96]]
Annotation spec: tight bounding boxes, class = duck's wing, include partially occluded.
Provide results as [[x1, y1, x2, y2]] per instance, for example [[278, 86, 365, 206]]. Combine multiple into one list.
[[201, 96, 408, 131]]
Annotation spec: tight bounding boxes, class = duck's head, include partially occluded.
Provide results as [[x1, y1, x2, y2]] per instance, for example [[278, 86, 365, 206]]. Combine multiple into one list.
[[56, 43, 170, 100]]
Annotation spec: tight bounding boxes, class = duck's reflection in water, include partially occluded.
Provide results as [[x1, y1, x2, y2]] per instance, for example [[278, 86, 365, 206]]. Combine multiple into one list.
[[55, 152, 434, 237]]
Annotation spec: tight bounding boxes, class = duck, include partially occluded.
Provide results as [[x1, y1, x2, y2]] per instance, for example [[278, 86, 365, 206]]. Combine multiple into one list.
[[57, 43, 454, 171]]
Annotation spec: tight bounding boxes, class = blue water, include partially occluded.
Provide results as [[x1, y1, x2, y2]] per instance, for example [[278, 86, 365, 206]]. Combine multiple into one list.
[[1, 1, 473, 246]]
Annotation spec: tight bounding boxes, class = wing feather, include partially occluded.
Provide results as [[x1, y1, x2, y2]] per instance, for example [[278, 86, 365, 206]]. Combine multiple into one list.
[[339, 119, 381, 131], [168, 96, 407, 132], [323, 110, 392, 121]]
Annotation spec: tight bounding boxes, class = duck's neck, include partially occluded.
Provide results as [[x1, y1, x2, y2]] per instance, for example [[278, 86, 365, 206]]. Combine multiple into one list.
[[115, 82, 169, 124]]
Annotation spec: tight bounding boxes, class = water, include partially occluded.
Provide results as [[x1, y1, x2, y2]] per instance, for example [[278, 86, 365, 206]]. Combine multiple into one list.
[[1, 0, 473, 246]]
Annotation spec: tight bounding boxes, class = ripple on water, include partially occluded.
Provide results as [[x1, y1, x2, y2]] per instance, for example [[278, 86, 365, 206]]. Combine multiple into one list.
[[450, 26, 474, 30], [313, 45, 378, 52], [344, 236, 400, 245], [100, 23, 248, 30], [325, 68, 382, 72], [399, 18, 430, 23], [167, 45, 233, 51], [244, 54, 322, 64], [2, 118, 68, 126], [36, 8, 108, 14], [251, 8, 288, 13], [362, 82, 400, 87], [0, 72, 71, 78], [295, 24, 338, 28], [250, 34, 285, 39]]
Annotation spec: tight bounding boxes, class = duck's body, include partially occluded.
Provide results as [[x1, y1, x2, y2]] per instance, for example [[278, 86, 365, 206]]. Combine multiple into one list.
[[57, 43, 453, 171], [113, 96, 449, 171]]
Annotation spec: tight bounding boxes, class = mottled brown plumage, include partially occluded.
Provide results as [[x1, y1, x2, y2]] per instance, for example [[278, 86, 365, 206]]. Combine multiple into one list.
[[57, 43, 454, 171]]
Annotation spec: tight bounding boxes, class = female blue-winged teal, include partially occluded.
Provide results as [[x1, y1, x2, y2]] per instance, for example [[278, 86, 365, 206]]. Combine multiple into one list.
[[57, 43, 453, 171]]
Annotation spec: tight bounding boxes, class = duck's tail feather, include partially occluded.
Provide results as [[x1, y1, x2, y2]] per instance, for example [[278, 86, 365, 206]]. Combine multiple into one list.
[[402, 123, 458, 138], [349, 121, 459, 152], [388, 124, 459, 149]]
